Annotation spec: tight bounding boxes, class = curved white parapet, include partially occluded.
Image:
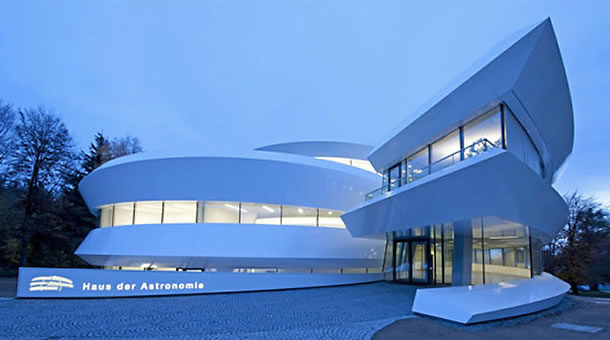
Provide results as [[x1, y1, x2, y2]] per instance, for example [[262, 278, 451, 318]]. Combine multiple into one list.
[[412, 273, 570, 324], [80, 150, 378, 214], [75, 223, 386, 269], [343, 150, 568, 242]]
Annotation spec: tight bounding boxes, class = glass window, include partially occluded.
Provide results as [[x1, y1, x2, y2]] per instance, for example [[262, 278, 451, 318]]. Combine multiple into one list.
[[163, 201, 197, 224], [113, 202, 134, 226], [430, 130, 460, 173], [471, 219, 485, 285], [389, 164, 401, 190], [318, 209, 345, 228], [434, 225, 443, 284], [202, 201, 240, 224], [282, 205, 317, 226], [406, 147, 429, 183], [463, 107, 503, 159], [382, 171, 389, 193], [100, 206, 113, 227], [443, 224, 454, 284], [482, 221, 531, 284], [240, 203, 281, 225], [505, 108, 542, 175], [134, 201, 162, 225]]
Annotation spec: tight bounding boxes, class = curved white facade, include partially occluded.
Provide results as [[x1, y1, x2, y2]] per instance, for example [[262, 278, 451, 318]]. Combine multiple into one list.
[[76, 142, 386, 275]]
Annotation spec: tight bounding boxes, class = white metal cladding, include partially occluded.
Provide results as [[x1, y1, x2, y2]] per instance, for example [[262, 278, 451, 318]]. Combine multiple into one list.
[[75, 223, 385, 269], [342, 150, 568, 242], [368, 19, 573, 179], [79, 150, 379, 214]]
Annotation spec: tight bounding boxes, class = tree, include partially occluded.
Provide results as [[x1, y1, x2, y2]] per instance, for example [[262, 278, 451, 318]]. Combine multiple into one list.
[[545, 192, 609, 293], [9, 107, 75, 266], [52, 131, 142, 268], [81, 132, 112, 174], [110, 136, 142, 159], [0, 100, 15, 169]]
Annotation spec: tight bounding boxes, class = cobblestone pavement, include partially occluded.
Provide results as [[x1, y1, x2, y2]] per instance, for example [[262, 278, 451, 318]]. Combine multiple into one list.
[[0, 282, 416, 339]]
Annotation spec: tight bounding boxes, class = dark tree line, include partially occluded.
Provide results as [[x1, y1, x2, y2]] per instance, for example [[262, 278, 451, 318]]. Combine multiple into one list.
[[544, 192, 610, 293], [0, 99, 141, 275]]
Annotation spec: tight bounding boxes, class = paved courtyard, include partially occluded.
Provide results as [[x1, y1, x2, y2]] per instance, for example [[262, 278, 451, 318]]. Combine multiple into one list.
[[0, 282, 417, 339], [1, 281, 608, 339]]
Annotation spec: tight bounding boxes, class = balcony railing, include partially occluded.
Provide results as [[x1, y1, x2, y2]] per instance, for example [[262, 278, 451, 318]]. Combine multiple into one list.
[[365, 138, 498, 200]]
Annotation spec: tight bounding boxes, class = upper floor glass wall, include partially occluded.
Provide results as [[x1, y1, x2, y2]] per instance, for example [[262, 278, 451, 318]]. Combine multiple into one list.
[[99, 200, 346, 229], [406, 147, 429, 183], [463, 107, 503, 155], [369, 104, 544, 199], [505, 107, 543, 175], [430, 130, 460, 173]]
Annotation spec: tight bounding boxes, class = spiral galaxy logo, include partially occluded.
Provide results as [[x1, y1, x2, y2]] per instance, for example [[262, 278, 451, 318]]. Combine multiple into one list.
[[29, 275, 74, 292]]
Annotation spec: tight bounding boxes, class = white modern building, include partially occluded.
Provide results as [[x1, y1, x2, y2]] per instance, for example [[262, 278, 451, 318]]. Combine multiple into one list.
[[342, 18, 573, 322], [18, 18, 573, 324], [75, 141, 386, 274]]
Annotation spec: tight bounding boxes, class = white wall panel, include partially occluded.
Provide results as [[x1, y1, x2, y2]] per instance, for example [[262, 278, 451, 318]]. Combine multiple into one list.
[[75, 223, 386, 269]]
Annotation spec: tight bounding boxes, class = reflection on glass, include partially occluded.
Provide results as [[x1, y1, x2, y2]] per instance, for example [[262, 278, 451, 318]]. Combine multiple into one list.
[[318, 209, 345, 228], [134, 201, 162, 225], [100, 206, 113, 227], [443, 224, 454, 284], [113, 203, 134, 226], [431, 130, 460, 173], [396, 242, 409, 280], [382, 235, 394, 280], [505, 107, 542, 175], [282, 205, 317, 226], [202, 201, 240, 224], [463, 107, 502, 159], [407, 147, 429, 183], [471, 219, 484, 285], [434, 225, 443, 284], [163, 201, 197, 223], [412, 241, 427, 282], [482, 221, 531, 284], [389, 164, 400, 190], [241, 203, 281, 225]]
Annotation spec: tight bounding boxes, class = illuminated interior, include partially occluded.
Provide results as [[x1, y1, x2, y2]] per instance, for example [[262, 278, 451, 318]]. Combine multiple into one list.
[[315, 156, 378, 174], [382, 217, 537, 285], [99, 200, 346, 229]]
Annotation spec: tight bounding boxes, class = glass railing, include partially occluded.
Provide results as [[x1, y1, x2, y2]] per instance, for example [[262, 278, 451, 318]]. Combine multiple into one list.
[[365, 138, 498, 200]]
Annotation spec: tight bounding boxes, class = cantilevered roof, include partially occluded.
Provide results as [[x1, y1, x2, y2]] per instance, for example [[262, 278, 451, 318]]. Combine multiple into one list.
[[369, 18, 573, 181]]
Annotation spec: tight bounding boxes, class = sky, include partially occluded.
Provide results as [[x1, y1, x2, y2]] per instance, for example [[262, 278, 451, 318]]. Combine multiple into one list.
[[0, 0, 609, 205]]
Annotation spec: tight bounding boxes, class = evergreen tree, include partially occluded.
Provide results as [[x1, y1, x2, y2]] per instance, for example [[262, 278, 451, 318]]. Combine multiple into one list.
[[82, 132, 112, 175]]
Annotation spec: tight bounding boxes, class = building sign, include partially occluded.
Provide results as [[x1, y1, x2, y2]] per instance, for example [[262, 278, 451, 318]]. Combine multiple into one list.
[[17, 267, 382, 298], [29, 275, 74, 291], [18, 267, 206, 298]]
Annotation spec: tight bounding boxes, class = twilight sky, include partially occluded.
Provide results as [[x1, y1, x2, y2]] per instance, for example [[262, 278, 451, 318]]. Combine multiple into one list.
[[0, 0, 609, 205]]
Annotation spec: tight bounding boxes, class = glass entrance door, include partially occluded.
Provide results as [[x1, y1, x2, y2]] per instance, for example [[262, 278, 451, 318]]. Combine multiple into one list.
[[411, 241, 428, 283], [395, 241, 410, 280], [393, 239, 430, 284]]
